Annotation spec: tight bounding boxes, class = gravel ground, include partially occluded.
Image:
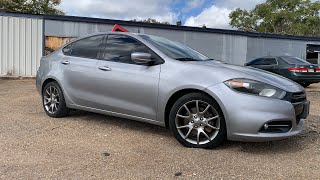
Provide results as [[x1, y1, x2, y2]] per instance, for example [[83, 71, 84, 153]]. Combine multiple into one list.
[[0, 80, 319, 179]]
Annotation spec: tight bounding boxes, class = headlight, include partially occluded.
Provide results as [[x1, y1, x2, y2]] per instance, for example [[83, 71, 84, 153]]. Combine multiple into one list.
[[224, 78, 286, 99]]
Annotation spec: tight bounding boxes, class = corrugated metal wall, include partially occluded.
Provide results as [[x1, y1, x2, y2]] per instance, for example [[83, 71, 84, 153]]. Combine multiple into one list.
[[45, 20, 249, 64], [1, 16, 319, 77], [46, 19, 320, 65], [247, 37, 320, 62], [0, 16, 43, 76]]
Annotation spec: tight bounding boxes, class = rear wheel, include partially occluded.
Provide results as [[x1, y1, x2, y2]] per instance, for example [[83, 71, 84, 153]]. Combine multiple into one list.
[[169, 93, 226, 148], [42, 82, 69, 118]]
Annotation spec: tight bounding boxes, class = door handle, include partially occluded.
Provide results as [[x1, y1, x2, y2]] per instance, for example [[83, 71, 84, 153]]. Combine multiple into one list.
[[98, 66, 111, 71], [61, 60, 70, 65]]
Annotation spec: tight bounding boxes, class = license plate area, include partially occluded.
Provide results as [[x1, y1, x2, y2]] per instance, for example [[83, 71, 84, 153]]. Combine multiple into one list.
[[308, 69, 314, 72]]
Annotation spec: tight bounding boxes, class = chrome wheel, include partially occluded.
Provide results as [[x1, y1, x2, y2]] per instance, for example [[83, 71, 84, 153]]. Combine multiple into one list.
[[43, 86, 60, 114], [175, 100, 220, 145]]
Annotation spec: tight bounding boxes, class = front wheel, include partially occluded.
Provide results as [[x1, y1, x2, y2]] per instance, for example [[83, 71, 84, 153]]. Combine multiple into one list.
[[169, 93, 227, 148]]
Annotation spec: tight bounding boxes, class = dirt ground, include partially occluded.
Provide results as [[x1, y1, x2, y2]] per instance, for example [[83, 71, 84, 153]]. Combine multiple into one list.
[[0, 80, 319, 179]]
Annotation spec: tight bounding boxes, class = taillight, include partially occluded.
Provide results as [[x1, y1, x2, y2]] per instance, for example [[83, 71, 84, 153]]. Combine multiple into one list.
[[315, 68, 320, 72], [288, 68, 308, 72]]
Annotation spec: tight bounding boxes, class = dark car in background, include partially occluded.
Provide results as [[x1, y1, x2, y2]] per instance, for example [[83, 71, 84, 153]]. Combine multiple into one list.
[[245, 56, 320, 87]]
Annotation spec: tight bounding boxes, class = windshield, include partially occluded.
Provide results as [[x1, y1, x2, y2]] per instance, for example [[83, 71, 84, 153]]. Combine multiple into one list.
[[139, 34, 209, 61], [280, 57, 310, 65]]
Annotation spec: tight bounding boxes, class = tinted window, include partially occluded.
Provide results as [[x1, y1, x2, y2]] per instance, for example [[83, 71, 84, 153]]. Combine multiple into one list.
[[139, 34, 209, 61], [70, 35, 104, 59], [280, 57, 310, 65], [263, 58, 277, 65], [249, 58, 264, 65], [102, 35, 154, 64], [62, 42, 74, 55]]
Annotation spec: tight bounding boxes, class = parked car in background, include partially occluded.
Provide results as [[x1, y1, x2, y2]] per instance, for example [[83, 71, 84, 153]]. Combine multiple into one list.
[[245, 56, 320, 87], [36, 33, 309, 148]]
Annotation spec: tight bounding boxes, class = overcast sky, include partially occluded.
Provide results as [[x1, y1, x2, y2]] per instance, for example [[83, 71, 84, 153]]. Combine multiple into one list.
[[58, 0, 316, 29]]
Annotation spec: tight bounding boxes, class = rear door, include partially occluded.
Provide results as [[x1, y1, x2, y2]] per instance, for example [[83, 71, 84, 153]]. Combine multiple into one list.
[[61, 35, 106, 107], [94, 34, 161, 120]]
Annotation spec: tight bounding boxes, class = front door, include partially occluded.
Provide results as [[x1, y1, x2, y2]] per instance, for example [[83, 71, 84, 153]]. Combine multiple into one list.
[[94, 34, 161, 120]]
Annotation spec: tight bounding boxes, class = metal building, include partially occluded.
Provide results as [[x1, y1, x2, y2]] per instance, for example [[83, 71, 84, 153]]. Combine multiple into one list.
[[1, 12, 320, 77]]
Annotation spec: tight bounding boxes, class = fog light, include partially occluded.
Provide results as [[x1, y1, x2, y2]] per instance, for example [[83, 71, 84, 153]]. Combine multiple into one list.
[[264, 123, 269, 130]]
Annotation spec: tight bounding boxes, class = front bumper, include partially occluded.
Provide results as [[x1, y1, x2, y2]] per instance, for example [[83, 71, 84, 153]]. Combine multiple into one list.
[[205, 83, 309, 142]]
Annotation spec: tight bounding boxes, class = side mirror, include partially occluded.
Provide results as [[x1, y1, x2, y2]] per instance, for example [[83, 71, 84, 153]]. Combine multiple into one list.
[[131, 52, 154, 65]]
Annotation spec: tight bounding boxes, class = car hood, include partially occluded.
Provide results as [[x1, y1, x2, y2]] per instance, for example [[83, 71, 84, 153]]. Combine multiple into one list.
[[188, 61, 304, 92]]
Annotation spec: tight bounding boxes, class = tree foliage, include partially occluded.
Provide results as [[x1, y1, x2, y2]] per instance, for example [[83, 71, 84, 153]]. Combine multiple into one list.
[[229, 0, 320, 36], [0, 0, 64, 15], [131, 18, 170, 25]]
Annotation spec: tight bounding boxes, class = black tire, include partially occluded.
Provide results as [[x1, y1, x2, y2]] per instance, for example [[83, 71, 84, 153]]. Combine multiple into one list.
[[302, 83, 311, 88], [42, 82, 69, 118], [169, 93, 227, 148]]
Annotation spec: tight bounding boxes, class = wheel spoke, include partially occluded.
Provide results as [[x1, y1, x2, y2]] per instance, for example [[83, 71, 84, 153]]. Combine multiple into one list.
[[200, 129, 211, 141], [207, 115, 219, 122], [177, 114, 189, 119], [49, 104, 53, 113], [197, 129, 201, 145], [54, 104, 58, 111], [184, 128, 193, 139], [196, 100, 200, 114], [201, 104, 211, 114], [177, 124, 190, 129], [184, 105, 191, 115], [206, 123, 219, 130]]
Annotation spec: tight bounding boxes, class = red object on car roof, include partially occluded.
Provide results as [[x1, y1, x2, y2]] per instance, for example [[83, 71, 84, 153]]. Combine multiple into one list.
[[112, 24, 129, 32]]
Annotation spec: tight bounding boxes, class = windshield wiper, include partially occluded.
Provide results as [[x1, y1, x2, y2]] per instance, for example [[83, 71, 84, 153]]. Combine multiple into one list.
[[176, 57, 199, 61]]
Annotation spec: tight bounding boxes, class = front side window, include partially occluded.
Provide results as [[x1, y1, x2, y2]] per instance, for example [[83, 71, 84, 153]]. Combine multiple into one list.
[[70, 35, 105, 59], [102, 35, 156, 64], [139, 34, 209, 61]]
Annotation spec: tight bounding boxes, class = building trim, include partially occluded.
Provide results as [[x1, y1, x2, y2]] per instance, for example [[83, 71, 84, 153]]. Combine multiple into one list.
[[1, 11, 320, 42]]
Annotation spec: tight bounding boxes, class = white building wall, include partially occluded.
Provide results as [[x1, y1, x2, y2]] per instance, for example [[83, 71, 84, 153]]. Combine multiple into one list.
[[0, 16, 43, 76]]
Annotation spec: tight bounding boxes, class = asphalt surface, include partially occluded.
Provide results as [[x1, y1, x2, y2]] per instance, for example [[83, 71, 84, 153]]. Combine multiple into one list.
[[0, 80, 319, 179]]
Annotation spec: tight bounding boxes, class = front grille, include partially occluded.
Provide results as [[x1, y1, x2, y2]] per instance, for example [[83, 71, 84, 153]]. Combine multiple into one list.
[[283, 91, 307, 125], [291, 92, 307, 103]]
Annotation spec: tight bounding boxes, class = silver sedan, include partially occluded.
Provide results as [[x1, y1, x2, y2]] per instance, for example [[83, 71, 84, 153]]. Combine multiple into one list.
[[36, 32, 310, 148]]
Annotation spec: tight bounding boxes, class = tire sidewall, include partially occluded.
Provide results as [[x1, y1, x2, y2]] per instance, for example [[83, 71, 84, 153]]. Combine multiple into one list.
[[169, 93, 227, 148]]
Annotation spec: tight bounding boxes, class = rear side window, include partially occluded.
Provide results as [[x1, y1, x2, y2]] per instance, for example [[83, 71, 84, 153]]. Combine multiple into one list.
[[249, 58, 264, 65], [101, 34, 154, 64], [69, 35, 105, 59], [263, 58, 277, 65], [280, 57, 310, 65]]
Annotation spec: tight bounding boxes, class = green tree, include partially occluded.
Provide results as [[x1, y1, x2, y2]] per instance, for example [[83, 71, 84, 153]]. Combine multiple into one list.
[[0, 0, 64, 15], [229, 0, 320, 36], [131, 18, 170, 25]]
